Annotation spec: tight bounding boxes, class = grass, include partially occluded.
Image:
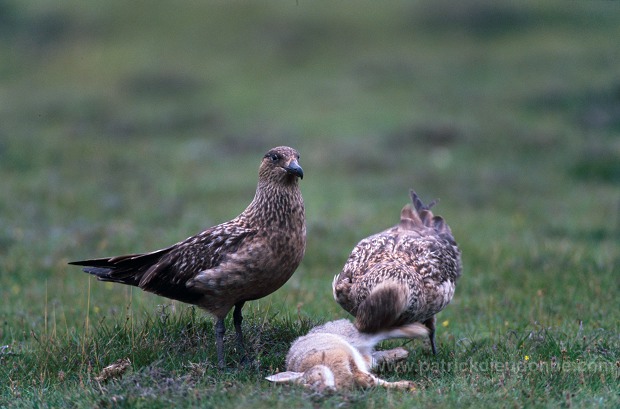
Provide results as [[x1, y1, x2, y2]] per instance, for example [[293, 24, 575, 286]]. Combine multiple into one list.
[[1, 0, 619, 407]]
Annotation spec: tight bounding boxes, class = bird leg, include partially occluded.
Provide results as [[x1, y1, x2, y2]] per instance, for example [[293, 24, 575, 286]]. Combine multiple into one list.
[[233, 301, 248, 364], [423, 316, 437, 355], [215, 317, 226, 369]]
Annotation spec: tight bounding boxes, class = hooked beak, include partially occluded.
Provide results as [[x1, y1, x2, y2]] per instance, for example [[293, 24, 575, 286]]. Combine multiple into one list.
[[285, 159, 304, 179]]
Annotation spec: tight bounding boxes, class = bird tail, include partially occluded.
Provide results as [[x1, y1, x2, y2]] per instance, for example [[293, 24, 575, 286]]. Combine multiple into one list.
[[68, 247, 172, 287], [355, 280, 410, 334], [399, 190, 454, 238]]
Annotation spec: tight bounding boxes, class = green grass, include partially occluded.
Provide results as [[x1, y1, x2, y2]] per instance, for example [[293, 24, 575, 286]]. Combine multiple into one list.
[[1, 0, 619, 407]]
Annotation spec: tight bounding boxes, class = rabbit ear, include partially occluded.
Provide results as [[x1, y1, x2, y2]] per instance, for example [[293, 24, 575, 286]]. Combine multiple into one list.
[[265, 371, 304, 383]]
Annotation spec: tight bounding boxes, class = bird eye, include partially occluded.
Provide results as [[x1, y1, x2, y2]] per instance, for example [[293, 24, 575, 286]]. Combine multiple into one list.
[[266, 153, 280, 162]]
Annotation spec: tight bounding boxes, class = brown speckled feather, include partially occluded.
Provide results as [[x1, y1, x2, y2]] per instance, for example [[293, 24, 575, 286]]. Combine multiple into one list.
[[333, 190, 461, 353], [70, 146, 306, 367]]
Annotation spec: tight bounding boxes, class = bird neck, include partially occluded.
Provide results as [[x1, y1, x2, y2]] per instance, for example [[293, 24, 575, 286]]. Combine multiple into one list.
[[243, 179, 304, 229]]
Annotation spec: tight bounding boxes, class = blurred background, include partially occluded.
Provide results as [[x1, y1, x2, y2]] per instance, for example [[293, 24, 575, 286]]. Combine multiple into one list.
[[1, 0, 618, 331]]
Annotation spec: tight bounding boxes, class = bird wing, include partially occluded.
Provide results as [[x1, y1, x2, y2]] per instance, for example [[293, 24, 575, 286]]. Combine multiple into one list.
[[136, 222, 259, 291], [333, 233, 384, 314], [70, 221, 259, 304]]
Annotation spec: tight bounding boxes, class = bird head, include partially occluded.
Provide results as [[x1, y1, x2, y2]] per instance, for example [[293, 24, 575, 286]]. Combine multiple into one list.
[[260, 146, 304, 183]]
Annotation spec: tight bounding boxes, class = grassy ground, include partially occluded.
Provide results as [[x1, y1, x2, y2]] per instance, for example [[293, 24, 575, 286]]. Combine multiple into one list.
[[1, 0, 619, 407]]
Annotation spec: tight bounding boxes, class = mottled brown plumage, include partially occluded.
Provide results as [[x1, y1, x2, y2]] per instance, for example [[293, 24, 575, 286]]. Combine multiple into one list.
[[332, 190, 461, 354], [70, 146, 306, 368]]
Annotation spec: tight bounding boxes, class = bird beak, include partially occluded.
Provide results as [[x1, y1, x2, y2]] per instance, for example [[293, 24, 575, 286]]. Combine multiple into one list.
[[285, 159, 304, 179]]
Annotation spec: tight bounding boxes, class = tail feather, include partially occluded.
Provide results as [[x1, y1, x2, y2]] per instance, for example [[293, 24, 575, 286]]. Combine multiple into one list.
[[68, 247, 171, 286], [399, 190, 453, 237], [411, 190, 438, 213], [410, 190, 438, 229], [82, 266, 115, 278], [355, 280, 409, 333]]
